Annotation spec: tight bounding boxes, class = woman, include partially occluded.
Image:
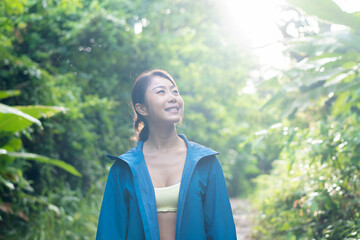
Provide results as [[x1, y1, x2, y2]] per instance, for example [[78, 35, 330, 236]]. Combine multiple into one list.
[[96, 70, 236, 240]]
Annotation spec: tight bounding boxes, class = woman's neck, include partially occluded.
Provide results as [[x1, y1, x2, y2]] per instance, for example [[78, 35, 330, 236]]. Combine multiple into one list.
[[144, 125, 182, 153]]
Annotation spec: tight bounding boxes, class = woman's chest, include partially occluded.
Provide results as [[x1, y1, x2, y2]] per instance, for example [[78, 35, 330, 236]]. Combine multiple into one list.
[[144, 151, 187, 188]]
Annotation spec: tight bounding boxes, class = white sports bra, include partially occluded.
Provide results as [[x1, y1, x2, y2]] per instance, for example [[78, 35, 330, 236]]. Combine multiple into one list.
[[154, 183, 180, 212]]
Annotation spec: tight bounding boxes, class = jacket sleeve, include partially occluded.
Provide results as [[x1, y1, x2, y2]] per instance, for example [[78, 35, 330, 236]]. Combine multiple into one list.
[[203, 156, 237, 240], [96, 162, 129, 240]]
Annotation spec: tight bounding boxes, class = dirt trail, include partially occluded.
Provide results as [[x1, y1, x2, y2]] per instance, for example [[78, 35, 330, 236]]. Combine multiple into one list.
[[230, 198, 256, 240]]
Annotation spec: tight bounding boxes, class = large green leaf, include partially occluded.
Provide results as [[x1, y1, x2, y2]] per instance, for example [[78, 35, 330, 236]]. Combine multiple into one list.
[[0, 90, 21, 100], [0, 103, 41, 133], [0, 149, 82, 177], [15, 105, 67, 119], [1, 138, 22, 151], [0, 104, 66, 133], [286, 0, 360, 30]]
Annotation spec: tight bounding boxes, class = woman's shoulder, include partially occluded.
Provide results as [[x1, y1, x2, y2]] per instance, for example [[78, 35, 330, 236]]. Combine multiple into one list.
[[106, 142, 140, 162], [105, 145, 138, 169]]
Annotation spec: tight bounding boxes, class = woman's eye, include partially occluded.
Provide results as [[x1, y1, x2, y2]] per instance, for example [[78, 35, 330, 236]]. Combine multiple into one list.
[[172, 90, 179, 94], [157, 90, 165, 94]]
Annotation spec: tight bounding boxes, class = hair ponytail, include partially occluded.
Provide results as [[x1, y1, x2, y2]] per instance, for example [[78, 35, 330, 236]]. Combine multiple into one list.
[[133, 114, 149, 142]]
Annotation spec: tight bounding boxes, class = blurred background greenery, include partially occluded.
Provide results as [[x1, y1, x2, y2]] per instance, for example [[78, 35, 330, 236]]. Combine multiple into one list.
[[0, 0, 359, 239]]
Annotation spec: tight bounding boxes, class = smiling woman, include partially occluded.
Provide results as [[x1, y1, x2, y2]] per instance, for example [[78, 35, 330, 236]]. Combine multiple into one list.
[[130, 70, 184, 142], [134, 72, 184, 136], [96, 69, 237, 240]]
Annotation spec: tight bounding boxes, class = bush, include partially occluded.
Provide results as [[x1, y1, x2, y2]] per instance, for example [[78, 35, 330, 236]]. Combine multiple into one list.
[[252, 119, 360, 239]]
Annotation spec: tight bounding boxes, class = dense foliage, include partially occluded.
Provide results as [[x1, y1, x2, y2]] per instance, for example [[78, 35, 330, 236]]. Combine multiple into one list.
[[0, 0, 262, 238], [1, 0, 359, 239], [252, 0, 360, 239]]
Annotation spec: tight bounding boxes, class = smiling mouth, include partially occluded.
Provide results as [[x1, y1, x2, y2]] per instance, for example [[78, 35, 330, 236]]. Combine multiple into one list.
[[165, 107, 179, 112]]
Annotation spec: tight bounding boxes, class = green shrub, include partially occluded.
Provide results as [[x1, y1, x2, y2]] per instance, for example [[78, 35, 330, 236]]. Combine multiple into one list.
[[253, 119, 360, 239]]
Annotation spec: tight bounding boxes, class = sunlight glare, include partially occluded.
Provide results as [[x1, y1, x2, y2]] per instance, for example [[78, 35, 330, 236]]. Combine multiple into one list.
[[220, 0, 360, 69], [333, 0, 360, 13], [222, 0, 284, 48], [221, 0, 286, 70]]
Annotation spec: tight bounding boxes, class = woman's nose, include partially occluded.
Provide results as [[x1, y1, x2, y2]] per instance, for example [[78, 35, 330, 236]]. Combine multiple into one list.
[[167, 93, 177, 103]]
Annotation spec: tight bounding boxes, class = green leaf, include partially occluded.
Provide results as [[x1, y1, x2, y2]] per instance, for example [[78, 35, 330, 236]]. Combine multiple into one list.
[[1, 138, 22, 151], [0, 175, 15, 190], [0, 149, 82, 177], [0, 90, 21, 100], [286, 0, 360, 30], [332, 91, 351, 116], [341, 61, 358, 69], [0, 103, 42, 133], [297, 66, 343, 88], [324, 70, 356, 87], [15, 105, 67, 119], [310, 52, 342, 61], [260, 90, 286, 111]]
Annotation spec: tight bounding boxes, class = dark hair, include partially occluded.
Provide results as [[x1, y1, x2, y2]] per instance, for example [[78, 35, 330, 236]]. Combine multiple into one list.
[[131, 69, 177, 141]]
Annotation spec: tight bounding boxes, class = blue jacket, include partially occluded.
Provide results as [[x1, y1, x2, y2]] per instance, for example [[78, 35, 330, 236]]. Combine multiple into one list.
[[96, 134, 236, 240]]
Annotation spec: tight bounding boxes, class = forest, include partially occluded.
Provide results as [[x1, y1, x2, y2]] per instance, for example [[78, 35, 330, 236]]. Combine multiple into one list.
[[1, 0, 359, 239]]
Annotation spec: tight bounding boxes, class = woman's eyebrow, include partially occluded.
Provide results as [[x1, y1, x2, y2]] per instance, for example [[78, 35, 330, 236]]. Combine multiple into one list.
[[151, 85, 176, 90]]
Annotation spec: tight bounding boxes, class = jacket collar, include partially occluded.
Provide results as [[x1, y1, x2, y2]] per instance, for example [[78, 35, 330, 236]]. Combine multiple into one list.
[[106, 134, 218, 240], [110, 134, 218, 166]]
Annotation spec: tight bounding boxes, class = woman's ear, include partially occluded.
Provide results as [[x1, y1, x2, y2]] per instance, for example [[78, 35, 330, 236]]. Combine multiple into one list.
[[135, 103, 148, 116]]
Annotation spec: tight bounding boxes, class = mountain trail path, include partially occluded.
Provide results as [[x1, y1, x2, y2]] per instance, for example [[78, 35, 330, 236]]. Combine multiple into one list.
[[230, 198, 256, 240]]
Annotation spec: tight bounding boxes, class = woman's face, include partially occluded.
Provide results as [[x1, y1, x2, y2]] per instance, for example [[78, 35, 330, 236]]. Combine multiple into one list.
[[140, 76, 184, 125]]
